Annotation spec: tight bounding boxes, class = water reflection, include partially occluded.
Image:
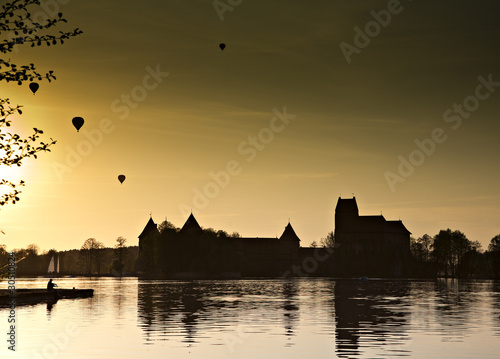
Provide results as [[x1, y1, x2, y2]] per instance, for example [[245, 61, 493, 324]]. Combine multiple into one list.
[[281, 281, 299, 346], [492, 281, 500, 336], [113, 279, 127, 320], [137, 280, 305, 347], [334, 280, 411, 358], [46, 299, 57, 320], [46, 299, 57, 312], [433, 279, 478, 341], [138, 281, 210, 344], [135, 279, 500, 357]]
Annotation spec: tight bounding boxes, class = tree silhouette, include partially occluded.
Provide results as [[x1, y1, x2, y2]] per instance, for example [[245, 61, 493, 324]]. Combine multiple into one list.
[[114, 236, 127, 276], [26, 242, 39, 256], [80, 238, 104, 275], [320, 231, 335, 248], [488, 234, 500, 278], [0, 244, 8, 274], [410, 234, 433, 276], [158, 220, 179, 233], [0, 0, 82, 206], [431, 229, 479, 278], [488, 235, 500, 252]]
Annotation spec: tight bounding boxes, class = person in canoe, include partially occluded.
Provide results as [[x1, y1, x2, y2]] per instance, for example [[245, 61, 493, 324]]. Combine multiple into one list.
[[47, 279, 58, 291]]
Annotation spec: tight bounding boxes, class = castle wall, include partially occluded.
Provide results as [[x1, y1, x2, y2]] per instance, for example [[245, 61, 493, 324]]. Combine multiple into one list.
[[136, 198, 411, 278]]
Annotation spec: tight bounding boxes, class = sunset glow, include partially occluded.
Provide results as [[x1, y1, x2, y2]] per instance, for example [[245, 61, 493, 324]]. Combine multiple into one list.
[[0, 0, 499, 252]]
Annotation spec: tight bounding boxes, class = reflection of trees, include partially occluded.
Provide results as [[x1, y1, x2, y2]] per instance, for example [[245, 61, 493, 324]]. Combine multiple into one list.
[[433, 279, 487, 340], [113, 279, 126, 320], [334, 280, 410, 358], [492, 281, 500, 337]]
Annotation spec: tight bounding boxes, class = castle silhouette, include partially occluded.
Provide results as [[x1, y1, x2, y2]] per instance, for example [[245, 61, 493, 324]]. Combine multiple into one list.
[[136, 197, 411, 278]]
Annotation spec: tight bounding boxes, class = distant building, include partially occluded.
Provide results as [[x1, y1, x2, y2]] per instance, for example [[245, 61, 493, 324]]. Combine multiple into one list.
[[136, 197, 411, 278], [334, 197, 411, 277]]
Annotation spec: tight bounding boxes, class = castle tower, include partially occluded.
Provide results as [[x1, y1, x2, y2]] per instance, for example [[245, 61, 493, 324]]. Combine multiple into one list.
[[334, 197, 359, 233], [278, 221, 301, 272], [136, 216, 159, 273], [179, 213, 203, 236], [138, 216, 158, 250], [279, 221, 301, 243]]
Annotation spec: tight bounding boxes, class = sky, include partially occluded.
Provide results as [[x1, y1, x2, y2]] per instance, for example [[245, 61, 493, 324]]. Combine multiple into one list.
[[1, 0, 499, 252]]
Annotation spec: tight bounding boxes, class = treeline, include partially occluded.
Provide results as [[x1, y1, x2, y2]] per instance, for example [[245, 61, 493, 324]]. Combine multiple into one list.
[[2, 227, 500, 279], [410, 230, 500, 279], [0, 240, 138, 277]]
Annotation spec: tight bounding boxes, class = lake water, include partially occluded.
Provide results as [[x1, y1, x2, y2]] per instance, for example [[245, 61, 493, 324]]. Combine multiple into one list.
[[1, 278, 499, 358]]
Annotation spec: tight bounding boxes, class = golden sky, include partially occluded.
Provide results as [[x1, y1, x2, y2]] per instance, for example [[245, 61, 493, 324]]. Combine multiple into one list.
[[1, 0, 499, 251]]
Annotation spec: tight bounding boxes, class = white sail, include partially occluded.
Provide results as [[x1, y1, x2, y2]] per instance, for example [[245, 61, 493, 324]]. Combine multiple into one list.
[[56, 255, 60, 273], [48, 255, 55, 273]]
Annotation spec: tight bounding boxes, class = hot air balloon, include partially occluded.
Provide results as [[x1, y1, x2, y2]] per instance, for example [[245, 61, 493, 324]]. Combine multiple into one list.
[[219, 43, 226, 51], [72, 117, 84, 132], [118, 175, 126, 184], [29, 82, 39, 95]]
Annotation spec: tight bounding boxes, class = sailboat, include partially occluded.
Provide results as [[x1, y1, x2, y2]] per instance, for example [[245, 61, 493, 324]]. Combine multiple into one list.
[[48, 255, 55, 274], [46, 254, 60, 277]]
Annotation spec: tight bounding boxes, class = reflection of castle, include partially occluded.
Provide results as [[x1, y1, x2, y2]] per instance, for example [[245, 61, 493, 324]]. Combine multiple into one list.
[[136, 281, 302, 346], [136, 197, 411, 278], [334, 280, 411, 358]]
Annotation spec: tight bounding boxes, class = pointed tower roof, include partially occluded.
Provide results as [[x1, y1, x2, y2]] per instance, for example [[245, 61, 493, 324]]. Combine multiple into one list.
[[180, 213, 203, 234], [139, 216, 158, 239], [279, 222, 300, 242]]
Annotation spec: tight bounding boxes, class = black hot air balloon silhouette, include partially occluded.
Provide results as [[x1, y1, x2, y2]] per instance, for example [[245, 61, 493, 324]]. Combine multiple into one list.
[[219, 43, 226, 51], [118, 175, 126, 184], [72, 117, 84, 132], [29, 82, 39, 95]]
